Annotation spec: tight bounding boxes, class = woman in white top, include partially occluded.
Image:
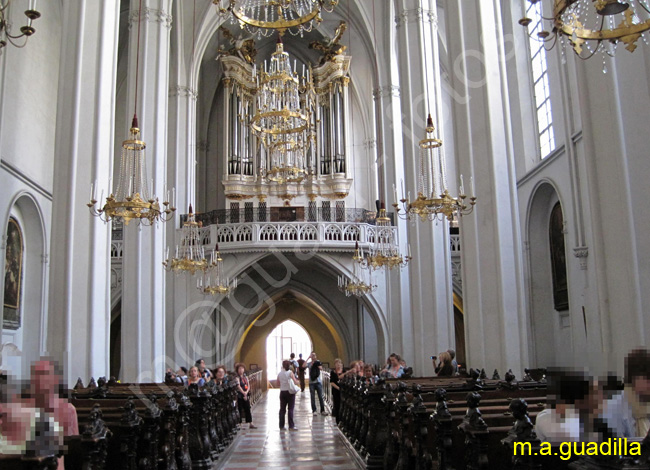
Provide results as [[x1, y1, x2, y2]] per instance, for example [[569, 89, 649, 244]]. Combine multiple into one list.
[[278, 360, 300, 430]]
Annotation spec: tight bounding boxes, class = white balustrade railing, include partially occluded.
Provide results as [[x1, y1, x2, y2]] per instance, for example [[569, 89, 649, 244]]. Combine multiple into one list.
[[196, 221, 395, 253], [450, 234, 461, 255]]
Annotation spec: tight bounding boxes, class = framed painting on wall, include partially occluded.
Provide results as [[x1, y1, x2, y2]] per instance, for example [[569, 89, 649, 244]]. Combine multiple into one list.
[[3, 217, 23, 330]]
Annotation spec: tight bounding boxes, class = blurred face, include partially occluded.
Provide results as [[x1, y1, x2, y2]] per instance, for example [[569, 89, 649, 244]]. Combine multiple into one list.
[[198, 360, 205, 370], [31, 360, 58, 397], [237, 366, 245, 375], [216, 368, 226, 379], [335, 361, 343, 371], [189, 367, 199, 379], [364, 367, 373, 378], [176, 368, 185, 376], [390, 356, 399, 367], [633, 376, 650, 402]]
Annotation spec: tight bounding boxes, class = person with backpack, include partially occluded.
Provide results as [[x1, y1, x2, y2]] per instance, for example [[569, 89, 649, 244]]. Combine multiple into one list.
[[306, 352, 327, 415]]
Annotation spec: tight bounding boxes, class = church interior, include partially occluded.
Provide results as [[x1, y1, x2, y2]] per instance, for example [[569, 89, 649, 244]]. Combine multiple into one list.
[[2, 0, 650, 468]]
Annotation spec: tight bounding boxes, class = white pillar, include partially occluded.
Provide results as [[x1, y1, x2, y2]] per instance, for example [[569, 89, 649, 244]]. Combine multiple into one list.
[[372, 0, 414, 366], [121, 0, 173, 383], [445, 0, 529, 375], [48, 2, 119, 384], [393, 0, 454, 376]]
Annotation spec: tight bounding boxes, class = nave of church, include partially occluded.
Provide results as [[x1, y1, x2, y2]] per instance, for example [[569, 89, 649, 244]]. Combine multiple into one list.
[[2, 0, 650, 467]]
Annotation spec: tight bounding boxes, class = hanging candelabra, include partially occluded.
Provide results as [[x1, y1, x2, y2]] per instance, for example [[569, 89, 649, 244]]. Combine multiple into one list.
[[338, 242, 376, 297], [520, 0, 650, 60], [366, 203, 411, 271], [393, 115, 476, 222], [0, 0, 40, 53], [163, 204, 208, 275], [252, 36, 315, 184], [214, 0, 338, 38], [87, 0, 175, 225], [198, 245, 238, 297]]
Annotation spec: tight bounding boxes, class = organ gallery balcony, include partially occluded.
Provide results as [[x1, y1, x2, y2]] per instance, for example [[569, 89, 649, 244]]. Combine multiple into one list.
[[177, 207, 397, 253]]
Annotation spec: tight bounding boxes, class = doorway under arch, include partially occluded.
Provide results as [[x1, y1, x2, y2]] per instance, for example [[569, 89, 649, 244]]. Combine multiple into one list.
[[266, 320, 312, 386]]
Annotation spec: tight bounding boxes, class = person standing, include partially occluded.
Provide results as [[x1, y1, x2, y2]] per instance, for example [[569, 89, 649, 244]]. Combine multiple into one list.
[[277, 360, 300, 430], [297, 353, 306, 392], [331, 359, 344, 422], [307, 352, 327, 415], [235, 363, 257, 429]]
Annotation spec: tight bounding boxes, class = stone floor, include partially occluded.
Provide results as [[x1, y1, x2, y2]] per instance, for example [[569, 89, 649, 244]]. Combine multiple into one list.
[[215, 389, 363, 470]]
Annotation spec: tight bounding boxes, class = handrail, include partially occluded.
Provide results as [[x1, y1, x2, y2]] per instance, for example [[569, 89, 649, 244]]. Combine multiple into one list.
[[248, 369, 263, 407]]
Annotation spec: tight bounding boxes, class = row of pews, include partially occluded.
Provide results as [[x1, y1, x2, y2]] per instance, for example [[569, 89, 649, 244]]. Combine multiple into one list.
[[3, 371, 263, 470], [337, 369, 650, 470]]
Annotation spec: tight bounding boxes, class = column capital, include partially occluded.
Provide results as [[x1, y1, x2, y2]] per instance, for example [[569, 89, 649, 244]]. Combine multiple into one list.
[[169, 85, 198, 100], [395, 8, 437, 29], [373, 85, 400, 101], [129, 8, 172, 29], [573, 246, 589, 270]]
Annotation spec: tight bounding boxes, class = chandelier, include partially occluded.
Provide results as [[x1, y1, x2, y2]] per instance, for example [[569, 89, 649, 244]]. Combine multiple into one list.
[[0, 0, 40, 53], [198, 245, 238, 297], [252, 37, 315, 184], [88, 1, 175, 226], [366, 204, 411, 271], [394, 115, 476, 222], [338, 242, 377, 297], [163, 205, 208, 275], [214, 0, 339, 37], [520, 0, 650, 59]]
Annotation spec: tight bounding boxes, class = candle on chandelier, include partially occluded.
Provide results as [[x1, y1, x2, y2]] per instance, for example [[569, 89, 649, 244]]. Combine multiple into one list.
[[459, 175, 465, 196], [470, 176, 475, 197], [401, 179, 405, 200], [90, 181, 94, 201], [408, 244, 412, 258], [165, 246, 170, 261]]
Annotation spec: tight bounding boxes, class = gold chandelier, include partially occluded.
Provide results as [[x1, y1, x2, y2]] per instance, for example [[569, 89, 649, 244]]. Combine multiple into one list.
[[338, 242, 376, 297], [366, 204, 411, 271], [214, 0, 339, 37], [198, 245, 238, 297], [520, 0, 650, 59], [393, 115, 476, 222], [163, 205, 208, 275], [252, 37, 315, 184], [88, 1, 174, 226], [0, 0, 40, 52]]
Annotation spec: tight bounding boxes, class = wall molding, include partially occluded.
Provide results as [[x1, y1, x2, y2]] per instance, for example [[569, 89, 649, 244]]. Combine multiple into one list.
[[129, 8, 172, 29], [373, 85, 400, 101], [1, 159, 53, 201], [169, 85, 198, 100], [395, 8, 437, 28]]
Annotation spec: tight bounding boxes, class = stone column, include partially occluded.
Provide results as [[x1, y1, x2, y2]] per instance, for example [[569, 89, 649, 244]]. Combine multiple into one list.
[[372, 0, 414, 365], [393, 0, 455, 375], [48, 2, 120, 383], [445, 0, 528, 374], [120, 0, 173, 382]]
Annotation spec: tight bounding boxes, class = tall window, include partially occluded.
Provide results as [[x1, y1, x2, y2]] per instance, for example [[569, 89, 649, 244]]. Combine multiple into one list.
[[526, 1, 555, 158]]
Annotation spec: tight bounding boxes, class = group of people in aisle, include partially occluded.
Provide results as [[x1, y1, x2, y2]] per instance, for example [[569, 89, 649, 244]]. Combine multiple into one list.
[[165, 358, 258, 429], [277, 351, 411, 430]]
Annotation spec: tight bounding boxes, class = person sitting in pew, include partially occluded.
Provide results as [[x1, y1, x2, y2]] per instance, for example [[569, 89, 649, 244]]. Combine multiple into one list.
[[602, 348, 650, 437], [535, 368, 603, 444], [176, 366, 188, 385], [213, 365, 228, 386], [187, 366, 205, 387], [364, 364, 378, 384], [382, 353, 405, 379], [1, 371, 65, 464], [195, 358, 212, 381], [434, 352, 454, 377]]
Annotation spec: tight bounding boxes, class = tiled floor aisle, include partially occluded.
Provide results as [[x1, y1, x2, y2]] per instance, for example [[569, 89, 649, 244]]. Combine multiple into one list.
[[215, 389, 363, 469]]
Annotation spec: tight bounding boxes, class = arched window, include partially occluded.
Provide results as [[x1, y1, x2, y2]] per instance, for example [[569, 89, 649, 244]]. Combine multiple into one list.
[[549, 203, 568, 311], [3, 217, 24, 329], [525, 1, 556, 158]]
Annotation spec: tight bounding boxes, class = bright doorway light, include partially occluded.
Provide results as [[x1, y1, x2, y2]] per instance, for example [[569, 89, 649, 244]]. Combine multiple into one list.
[[266, 320, 312, 381]]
